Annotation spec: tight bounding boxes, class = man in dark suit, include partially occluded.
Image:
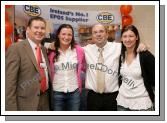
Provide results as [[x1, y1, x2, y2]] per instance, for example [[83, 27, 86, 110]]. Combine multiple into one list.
[[5, 16, 52, 111]]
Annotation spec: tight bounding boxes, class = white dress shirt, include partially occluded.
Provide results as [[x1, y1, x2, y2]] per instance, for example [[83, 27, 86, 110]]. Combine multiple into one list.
[[116, 54, 153, 110], [83, 42, 121, 93], [28, 38, 49, 89], [52, 47, 78, 93]]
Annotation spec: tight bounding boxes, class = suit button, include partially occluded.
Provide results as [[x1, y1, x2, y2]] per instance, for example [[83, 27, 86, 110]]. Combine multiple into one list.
[[37, 93, 40, 96]]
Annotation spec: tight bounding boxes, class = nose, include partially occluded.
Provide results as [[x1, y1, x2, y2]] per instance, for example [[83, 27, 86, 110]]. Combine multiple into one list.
[[36, 29, 41, 33], [64, 35, 69, 39], [96, 32, 102, 37], [125, 36, 131, 41]]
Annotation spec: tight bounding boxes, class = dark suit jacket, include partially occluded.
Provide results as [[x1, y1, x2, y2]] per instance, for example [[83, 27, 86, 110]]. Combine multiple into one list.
[[5, 39, 52, 111]]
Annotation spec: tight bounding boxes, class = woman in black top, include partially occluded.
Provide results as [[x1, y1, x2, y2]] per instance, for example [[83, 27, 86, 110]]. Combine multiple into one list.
[[117, 25, 155, 111]]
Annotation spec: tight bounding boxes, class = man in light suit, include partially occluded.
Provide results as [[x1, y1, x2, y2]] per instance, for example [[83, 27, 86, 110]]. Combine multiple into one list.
[[5, 16, 52, 111]]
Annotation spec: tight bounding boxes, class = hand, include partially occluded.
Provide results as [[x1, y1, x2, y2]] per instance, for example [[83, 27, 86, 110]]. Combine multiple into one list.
[[49, 42, 55, 50], [137, 42, 149, 52]]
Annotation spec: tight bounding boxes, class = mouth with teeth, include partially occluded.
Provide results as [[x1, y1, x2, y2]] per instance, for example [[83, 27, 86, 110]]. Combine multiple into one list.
[[97, 37, 103, 40], [35, 33, 44, 39], [125, 42, 131, 45]]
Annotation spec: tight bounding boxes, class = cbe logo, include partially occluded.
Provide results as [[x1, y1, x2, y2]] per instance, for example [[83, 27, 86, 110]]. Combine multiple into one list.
[[96, 12, 114, 24], [23, 5, 41, 17]]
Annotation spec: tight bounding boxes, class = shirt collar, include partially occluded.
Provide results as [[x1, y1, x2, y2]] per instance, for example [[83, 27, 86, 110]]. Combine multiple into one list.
[[27, 38, 41, 50], [58, 45, 72, 54], [94, 41, 109, 52]]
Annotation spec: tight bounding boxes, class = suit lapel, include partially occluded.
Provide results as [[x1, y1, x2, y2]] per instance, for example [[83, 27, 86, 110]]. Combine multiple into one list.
[[23, 40, 51, 82], [23, 40, 40, 72]]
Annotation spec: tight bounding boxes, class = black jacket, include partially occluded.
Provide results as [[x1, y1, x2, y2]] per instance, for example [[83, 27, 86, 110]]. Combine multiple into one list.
[[118, 50, 155, 103]]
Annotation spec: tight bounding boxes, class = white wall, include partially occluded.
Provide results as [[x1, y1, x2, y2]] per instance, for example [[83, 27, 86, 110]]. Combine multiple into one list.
[[131, 5, 155, 54]]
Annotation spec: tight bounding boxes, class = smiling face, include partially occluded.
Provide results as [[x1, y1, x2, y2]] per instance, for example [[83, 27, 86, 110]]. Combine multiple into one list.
[[121, 30, 138, 49], [92, 24, 108, 47], [27, 20, 46, 44], [58, 27, 73, 48]]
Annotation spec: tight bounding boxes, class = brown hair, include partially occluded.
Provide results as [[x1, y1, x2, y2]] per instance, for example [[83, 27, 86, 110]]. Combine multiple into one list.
[[54, 24, 76, 61], [121, 25, 140, 62], [27, 16, 46, 27]]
